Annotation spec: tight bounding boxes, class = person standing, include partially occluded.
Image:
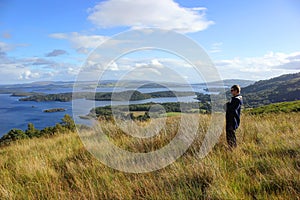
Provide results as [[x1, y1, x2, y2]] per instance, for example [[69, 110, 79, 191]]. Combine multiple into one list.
[[225, 85, 243, 148]]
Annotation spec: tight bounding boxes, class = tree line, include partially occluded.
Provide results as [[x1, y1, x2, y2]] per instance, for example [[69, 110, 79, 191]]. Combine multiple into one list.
[[0, 114, 75, 146]]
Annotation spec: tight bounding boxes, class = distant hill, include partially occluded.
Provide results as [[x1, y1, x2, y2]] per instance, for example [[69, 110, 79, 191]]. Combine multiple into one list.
[[207, 79, 255, 88], [242, 72, 300, 107]]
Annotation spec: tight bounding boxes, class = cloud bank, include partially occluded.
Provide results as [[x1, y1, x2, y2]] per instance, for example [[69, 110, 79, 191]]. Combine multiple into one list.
[[88, 0, 213, 33], [49, 32, 108, 54], [216, 52, 300, 80]]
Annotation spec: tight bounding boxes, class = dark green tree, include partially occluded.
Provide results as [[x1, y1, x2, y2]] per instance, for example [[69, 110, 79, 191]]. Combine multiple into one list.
[[40, 126, 56, 136], [55, 123, 65, 133], [61, 114, 75, 131], [0, 129, 28, 144], [25, 123, 40, 138]]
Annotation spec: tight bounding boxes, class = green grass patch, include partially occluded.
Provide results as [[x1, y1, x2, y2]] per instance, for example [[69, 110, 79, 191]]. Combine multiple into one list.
[[246, 100, 300, 114]]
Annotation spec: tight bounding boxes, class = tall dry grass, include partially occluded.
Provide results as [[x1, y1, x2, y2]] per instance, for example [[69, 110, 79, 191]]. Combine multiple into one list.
[[0, 113, 299, 199]]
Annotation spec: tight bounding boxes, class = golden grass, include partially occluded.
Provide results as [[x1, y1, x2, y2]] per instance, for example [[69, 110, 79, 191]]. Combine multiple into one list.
[[0, 113, 299, 199]]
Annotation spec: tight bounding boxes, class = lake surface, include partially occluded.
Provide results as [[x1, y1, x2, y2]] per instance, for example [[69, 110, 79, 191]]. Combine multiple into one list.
[[0, 86, 204, 136]]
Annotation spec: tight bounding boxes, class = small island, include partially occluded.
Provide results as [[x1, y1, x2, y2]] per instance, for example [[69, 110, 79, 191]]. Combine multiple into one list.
[[43, 108, 66, 113]]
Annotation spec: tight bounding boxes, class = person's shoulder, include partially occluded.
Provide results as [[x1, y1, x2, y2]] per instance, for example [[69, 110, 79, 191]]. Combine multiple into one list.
[[235, 95, 242, 100], [234, 95, 243, 103]]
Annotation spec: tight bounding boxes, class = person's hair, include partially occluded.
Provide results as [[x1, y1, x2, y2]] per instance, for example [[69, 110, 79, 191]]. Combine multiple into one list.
[[231, 85, 241, 93]]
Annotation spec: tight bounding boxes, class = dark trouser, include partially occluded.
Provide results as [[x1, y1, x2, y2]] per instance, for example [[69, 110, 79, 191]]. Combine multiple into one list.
[[226, 129, 237, 148]]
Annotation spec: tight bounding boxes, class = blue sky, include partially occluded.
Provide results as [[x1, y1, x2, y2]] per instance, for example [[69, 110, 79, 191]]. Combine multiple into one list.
[[0, 0, 300, 84]]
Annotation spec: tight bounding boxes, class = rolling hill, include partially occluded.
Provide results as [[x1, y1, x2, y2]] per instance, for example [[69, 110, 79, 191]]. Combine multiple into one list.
[[242, 72, 300, 107]]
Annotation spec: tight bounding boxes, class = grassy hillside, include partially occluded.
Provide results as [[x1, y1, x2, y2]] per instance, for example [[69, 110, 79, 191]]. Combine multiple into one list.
[[247, 100, 300, 114], [0, 112, 299, 199], [242, 72, 300, 107]]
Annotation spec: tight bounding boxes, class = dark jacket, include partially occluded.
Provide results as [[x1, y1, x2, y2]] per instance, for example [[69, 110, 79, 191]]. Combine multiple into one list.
[[225, 95, 243, 130]]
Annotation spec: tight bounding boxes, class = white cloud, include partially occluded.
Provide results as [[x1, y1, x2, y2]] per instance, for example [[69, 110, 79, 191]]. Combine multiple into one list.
[[75, 56, 201, 82], [48, 33, 67, 39], [19, 70, 40, 80], [87, 0, 213, 33], [108, 61, 119, 71], [0, 41, 28, 52], [104, 58, 203, 83], [49, 32, 108, 53], [0, 62, 41, 84], [121, 59, 174, 81], [209, 42, 223, 53], [0, 42, 14, 52], [67, 67, 80, 75], [215, 51, 300, 80], [0, 49, 79, 84], [133, 59, 164, 76], [150, 59, 163, 68]]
